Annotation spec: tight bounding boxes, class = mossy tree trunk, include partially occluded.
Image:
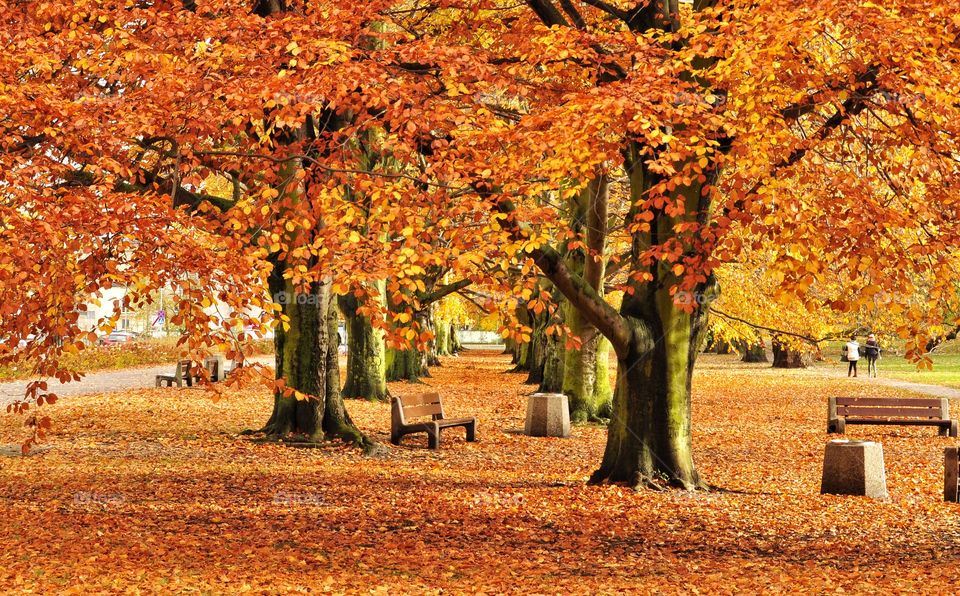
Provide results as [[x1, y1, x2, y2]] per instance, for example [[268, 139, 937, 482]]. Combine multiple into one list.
[[386, 311, 431, 381], [339, 287, 388, 402], [258, 261, 367, 446], [525, 303, 549, 385], [511, 139, 715, 489], [449, 323, 462, 354], [504, 337, 519, 362], [561, 177, 612, 422], [594, 293, 708, 488], [510, 304, 533, 372], [539, 321, 566, 393], [435, 320, 451, 357]]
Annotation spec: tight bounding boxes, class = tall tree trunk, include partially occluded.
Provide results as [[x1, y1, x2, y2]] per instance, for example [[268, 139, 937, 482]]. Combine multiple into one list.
[[422, 308, 442, 367], [435, 319, 451, 357], [562, 177, 612, 422], [525, 299, 549, 385], [504, 337, 519, 362], [385, 312, 431, 382], [339, 290, 388, 402], [385, 346, 430, 381], [258, 262, 367, 446], [449, 323, 462, 354], [562, 305, 612, 421], [591, 287, 708, 489], [510, 305, 533, 372], [539, 324, 566, 393]]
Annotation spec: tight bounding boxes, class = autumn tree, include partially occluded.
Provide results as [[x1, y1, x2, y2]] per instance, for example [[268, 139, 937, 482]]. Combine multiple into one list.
[[455, 0, 960, 488]]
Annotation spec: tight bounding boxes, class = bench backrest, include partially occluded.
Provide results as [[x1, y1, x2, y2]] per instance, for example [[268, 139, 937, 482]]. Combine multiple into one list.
[[830, 396, 948, 419], [395, 392, 446, 423], [176, 360, 192, 379]]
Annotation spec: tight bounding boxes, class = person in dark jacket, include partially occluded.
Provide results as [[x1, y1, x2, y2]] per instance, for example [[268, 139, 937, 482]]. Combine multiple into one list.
[[864, 333, 880, 378]]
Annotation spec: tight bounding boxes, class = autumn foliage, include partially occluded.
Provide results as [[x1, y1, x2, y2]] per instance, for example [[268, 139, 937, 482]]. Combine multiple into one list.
[[3, 0, 960, 497]]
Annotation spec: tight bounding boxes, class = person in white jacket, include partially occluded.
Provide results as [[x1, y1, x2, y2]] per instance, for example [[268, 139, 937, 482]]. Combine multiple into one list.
[[844, 336, 861, 378]]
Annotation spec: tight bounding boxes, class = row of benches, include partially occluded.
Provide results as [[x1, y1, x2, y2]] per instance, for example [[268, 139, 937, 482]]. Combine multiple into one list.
[[389, 394, 960, 451], [155, 357, 231, 388]]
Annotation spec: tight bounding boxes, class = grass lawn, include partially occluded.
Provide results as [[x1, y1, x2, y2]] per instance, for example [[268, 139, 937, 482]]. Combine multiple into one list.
[[876, 353, 960, 390], [819, 339, 960, 390], [0, 338, 274, 382], [2, 351, 960, 592]]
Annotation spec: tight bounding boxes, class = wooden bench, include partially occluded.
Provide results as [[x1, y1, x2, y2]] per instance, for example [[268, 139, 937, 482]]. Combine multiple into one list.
[[828, 396, 958, 437], [155, 360, 196, 388], [391, 392, 477, 449]]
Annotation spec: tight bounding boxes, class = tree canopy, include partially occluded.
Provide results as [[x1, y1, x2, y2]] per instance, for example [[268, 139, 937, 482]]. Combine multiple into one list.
[[2, 0, 959, 484]]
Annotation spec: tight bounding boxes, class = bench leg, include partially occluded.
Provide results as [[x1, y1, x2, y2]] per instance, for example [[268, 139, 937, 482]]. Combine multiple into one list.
[[465, 421, 476, 442], [950, 421, 959, 438], [427, 423, 440, 450], [155, 376, 162, 388], [828, 418, 845, 434], [390, 431, 401, 446]]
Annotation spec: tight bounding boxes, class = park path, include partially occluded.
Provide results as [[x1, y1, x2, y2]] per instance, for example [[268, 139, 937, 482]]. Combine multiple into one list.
[[3, 350, 955, 405], [0, 355, 275, 407], [813, 364, 960, 399]]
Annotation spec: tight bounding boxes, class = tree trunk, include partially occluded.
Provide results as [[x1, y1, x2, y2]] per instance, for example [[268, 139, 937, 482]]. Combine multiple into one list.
[[510, 305, 533, 372], [449, 323, 462, 354], [587, 143, 710, 490], [562, 303, 612, 422], [258, 262, 367, 446], [738, 338, 768, 363], [771, 337, 806, 368], [504, 337, 519, 362], [525, 305, 549, 385], [385, 346, 429, 381], [539, 322, 566, 393], [591, 291, 707, 489], [435, 320, 451, 357], [713, 338, 732, 354], [339, 291, 388, 402], [560, 176, 611, 422]]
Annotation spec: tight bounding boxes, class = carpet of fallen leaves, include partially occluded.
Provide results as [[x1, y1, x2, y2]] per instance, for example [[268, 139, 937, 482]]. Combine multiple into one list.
[[2, 350, 959, 593]]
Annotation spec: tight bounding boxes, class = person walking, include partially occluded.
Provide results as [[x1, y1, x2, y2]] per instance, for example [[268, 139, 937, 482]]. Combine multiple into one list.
[[864, 333, 880, 378], [845, 336, 861, 377]]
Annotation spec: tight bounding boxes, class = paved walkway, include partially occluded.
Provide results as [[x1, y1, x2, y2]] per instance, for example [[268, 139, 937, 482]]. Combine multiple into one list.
[[814, 365, 960, 399], [3, 351, 956, 405], [0, 356, 274, 406]]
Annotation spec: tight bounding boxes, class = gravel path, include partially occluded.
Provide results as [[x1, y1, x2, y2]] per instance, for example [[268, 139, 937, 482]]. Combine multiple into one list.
[[0, 356, 274, 406], [814, 364, 960, 399]]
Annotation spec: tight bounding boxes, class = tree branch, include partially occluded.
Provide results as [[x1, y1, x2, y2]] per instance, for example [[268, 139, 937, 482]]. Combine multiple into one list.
[[418, 278, 473, 306], [709, 307, 853, 345]]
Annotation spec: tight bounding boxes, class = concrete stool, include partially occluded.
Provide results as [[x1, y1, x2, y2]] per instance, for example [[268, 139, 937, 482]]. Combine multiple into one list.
[[524, 393, 570, 438], [821, 440, 888, 500]]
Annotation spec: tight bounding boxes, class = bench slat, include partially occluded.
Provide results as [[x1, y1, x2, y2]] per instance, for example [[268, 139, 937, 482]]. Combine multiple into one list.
[[402, 404, 443, 418], [837, 406, 944, 418], [834, 397, 943, 407], [402, 392, 441, 406], [845, 418, 950, 426]]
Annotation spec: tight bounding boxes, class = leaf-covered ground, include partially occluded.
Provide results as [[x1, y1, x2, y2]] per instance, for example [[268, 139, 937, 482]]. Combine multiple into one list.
[[2, 350, 959, 593]]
